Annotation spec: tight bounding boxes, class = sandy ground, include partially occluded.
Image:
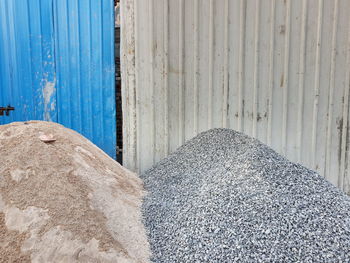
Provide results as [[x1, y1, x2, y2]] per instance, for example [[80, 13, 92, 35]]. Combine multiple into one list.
[[0, 121, 150, 263]]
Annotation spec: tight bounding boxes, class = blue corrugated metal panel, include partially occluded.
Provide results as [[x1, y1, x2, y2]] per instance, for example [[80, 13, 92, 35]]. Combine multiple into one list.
[[0, 0, 57, 122], [0, 0, 116, 159], [53, 0, 116, 158]]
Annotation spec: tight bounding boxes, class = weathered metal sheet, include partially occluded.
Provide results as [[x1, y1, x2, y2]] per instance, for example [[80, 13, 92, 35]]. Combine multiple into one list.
[[122, 0, 350, 193], [0, 0, 116, 158], [0, 0, 56, 122]]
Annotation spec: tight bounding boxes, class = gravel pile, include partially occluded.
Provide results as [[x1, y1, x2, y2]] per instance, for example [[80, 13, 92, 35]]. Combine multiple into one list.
[[142, 128, 350, 262]]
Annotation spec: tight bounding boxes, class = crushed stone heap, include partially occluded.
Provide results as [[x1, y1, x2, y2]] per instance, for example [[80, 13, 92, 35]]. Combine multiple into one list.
[[0, 121, 150, 263], [142, 128, 350, 262]]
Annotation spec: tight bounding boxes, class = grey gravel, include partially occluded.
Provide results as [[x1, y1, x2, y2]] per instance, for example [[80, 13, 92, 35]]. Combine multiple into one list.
[[141, 129, 350, 262]]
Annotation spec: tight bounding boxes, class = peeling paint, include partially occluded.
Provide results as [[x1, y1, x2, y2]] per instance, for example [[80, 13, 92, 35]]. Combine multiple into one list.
[[42, 78, 56, 121]]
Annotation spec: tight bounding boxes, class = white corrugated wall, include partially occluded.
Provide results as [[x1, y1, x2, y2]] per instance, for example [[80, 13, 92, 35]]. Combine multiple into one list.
[[121, 0, 350, 193]]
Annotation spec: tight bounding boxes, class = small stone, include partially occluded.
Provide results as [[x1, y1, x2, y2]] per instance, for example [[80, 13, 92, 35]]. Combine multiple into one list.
[[142, 129, 350, 262]]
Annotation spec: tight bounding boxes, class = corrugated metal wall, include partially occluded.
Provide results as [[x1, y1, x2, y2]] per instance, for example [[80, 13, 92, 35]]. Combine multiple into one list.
[[0, 0, 56, 121], [53, 0, 116, 158], [122, 0, 350, 193], [0, 0, 116, 158]]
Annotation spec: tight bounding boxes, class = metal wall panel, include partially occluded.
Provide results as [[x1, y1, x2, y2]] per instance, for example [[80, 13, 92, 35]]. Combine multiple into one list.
[[0, 0, 56, 122], [53, 0, 116, 158], [122, 0, 350, 193], [0, 0, 116, 158]]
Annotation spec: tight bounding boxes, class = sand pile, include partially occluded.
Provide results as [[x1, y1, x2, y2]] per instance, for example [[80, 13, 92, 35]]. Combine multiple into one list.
[[142, 129, 350, 262], [0, 121, 150, 263]]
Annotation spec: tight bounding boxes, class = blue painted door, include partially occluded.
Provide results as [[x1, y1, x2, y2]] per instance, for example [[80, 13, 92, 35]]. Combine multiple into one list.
[[0, 0, 116, 158]]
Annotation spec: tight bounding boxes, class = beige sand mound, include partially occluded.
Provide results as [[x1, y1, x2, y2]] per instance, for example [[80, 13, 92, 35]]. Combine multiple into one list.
[[0, 121, 150, 263]]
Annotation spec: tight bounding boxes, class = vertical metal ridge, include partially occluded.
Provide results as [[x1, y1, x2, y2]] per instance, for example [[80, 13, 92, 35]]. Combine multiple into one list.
[[208, 0, 214, 128], [7, 0, 17, 110], [53, 0, 60, 121], [325, 0, 339, 179], [86, 1, 93, 138], [311, 0, 323, 169], [267, 0, 275, 145], [178, 0, 185, 144], [149, 0, 156, 162], [51, 0, 58, 123], [38, 0, 45, 115], [282, 0, 291, 156], [25, 0, 35, 114], [193, 0, 199, 134], [0, 1, 9, 105], [346, 101, 350, 193], [252, 0, 260, 138], [77, 2, 88, 134], [121, 0, 137, 169], [134, 0, 141, 172], [76, 1, 82, 132], [340, 16, 350, 191], [98, 1, 104, 147], [297, 0, 307, 163], [238, 0, 246, 132], [164, 0, 169, 155], [65, 0, 72, 127], [222, 0, 229, 128], [87, 0, 94, 144], [99, 1, 105, 143]]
